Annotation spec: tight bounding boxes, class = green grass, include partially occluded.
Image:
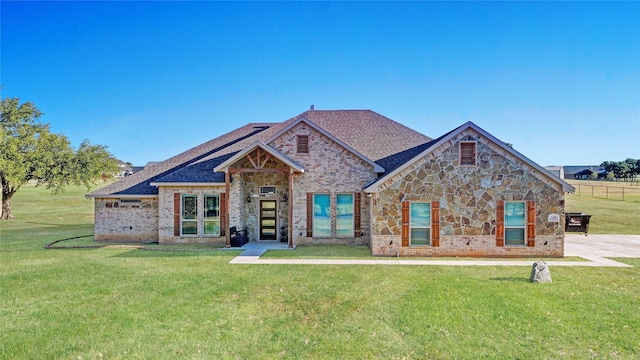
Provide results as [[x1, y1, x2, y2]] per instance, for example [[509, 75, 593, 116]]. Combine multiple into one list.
[[567, 179, 640, 202], [565, 193, 640, 235], [1, 184, 639, 359]]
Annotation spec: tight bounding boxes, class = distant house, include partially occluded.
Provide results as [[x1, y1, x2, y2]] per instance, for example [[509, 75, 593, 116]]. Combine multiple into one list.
[[563, 166, 607, 180], [87, 109, 574, 257]]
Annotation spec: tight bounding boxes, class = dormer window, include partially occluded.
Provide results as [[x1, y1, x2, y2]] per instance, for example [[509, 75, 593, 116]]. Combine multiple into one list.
[[297, 135, 309, 154], [460, 142, 476, 166]]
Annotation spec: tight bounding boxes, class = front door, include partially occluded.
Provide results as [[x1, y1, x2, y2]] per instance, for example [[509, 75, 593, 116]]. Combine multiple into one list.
[[260, 200, 277, 240]]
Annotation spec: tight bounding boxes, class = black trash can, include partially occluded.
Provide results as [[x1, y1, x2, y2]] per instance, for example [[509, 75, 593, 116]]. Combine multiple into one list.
[[565, 213, 592, 235]]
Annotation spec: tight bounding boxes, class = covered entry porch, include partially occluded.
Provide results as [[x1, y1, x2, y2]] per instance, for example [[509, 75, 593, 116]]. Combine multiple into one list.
[[214, 142, 304, 248]]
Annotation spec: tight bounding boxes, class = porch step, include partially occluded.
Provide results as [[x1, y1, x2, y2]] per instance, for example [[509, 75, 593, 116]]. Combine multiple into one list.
[[239, 248, 267, 257]]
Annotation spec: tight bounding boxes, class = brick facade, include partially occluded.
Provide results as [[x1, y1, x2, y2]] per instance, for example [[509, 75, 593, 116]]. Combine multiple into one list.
[[94, 198, 158, 241], [158, 186, 226, 245], [89, 110, 572, 257], [269, 122, 377, 245]]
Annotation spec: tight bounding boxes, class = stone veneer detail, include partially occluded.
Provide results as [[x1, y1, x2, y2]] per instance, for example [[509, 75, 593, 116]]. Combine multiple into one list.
[[93, 122, 568, 258], [370, 129, 566, 257]]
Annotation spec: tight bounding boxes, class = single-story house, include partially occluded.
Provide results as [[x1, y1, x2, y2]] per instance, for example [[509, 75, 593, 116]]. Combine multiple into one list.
[[87, 109, 574, 257], [572, 168, 608, 180], [563, 165, 607, 180]]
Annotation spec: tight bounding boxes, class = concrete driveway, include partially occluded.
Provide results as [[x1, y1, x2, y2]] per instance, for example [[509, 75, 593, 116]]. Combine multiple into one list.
[[565, 234, 640, 265]]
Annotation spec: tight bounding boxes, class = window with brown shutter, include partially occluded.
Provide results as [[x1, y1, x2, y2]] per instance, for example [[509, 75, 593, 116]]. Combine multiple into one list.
[[220, 193, 226, 237], [527, 200, 536, 247], [306, 193, 313, 237], [496, 200, 505, 246], [297, 135, 309, 154], [401, 201, 410, 246], [354, 193, 361, 237], [460, 142, 476, 166], [174, 193, 181, 236], [431, 201, 440, 247]]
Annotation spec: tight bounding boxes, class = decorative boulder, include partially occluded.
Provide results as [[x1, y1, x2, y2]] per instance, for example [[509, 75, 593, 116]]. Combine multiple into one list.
[[530, 261, 552, 283]]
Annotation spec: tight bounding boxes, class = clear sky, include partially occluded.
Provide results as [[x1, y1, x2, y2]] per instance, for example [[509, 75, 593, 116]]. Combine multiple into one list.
[[2, 1, 639, 167]]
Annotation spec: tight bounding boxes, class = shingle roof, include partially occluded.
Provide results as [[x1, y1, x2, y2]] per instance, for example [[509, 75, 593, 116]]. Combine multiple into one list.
[[151, 153, 237, 185], [289, 110, 433, 161], [365, 121, 575, 193], [87, 109, 436, 197], [86, 123, 273, 197], [374, 129, 455, 175]]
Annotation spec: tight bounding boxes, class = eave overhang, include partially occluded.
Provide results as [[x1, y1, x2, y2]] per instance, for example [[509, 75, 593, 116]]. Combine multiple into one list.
[[149, 182, 226, 187], [85, 194, 159, 199], [264, 116, 385, 173], [364, 121, 575, 194], [214, 142, 305, 173]]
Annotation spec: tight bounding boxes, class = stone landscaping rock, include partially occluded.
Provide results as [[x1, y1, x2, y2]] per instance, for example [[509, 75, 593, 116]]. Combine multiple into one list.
[[530, 261, 552, 283]]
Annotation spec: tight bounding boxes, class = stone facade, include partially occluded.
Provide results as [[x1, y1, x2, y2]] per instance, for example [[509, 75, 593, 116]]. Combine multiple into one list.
[[370, 129, 566, 257], [94, 198, 158, 241], [89, 112, 572, 258], [237, 171, 290, 242]]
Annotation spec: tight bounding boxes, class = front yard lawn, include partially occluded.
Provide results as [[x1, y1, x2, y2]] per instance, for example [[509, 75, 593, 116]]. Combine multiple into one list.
[[1, 184, 638, 359]]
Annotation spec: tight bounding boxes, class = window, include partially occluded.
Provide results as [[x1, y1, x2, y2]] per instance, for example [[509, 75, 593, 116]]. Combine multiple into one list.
[[336, 194, 354, 237], [460, 142, 476, 166], [504, 201, 526, 245], [307, 193, 360, 238], [204, 194, 220, 235], [313, 194, 331, 237], [181, 194, 198, 235], [410, 202, 431, 245], [297, 135, 309, 153]]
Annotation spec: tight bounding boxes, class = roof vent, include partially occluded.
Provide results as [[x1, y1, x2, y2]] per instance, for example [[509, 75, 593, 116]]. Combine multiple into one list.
[[310, 104, 315, 110]]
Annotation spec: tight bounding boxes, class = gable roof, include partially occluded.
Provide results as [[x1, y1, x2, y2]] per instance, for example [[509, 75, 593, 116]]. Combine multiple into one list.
[[264, 116, 385, 173], [374, 128, 457, 176], [86, 123, 274, 197], [281, 110, 433, 161], [85, 110, 477, 198], [563, 165, 605, 177], [149, 152, 237, 186], [365, 121, 575, 193], [214, 142, 304, 173]]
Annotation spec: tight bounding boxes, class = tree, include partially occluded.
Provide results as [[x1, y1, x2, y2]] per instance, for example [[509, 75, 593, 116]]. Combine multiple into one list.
[[600, 159, 639, 183], [1, 96, 120, 220]]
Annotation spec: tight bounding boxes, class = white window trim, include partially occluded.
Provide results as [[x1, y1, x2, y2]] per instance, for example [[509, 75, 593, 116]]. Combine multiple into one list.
[[410, 202, 431, 246], [181, 194, 198, 236], [336, 193, 354, 238], [504, 201, 526, 246], [203, 194, 221, 236], [313, 193, 331, 238]]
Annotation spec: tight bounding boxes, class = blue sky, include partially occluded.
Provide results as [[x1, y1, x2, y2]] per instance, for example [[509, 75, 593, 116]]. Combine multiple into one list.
[[2, 1, 638, 166]]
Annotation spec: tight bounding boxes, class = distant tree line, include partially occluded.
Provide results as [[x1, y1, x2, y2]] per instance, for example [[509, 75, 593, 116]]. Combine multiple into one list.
[[600, 159, 640, 183]]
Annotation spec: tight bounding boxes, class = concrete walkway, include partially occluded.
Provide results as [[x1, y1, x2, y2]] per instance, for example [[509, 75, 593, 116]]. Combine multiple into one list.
[[230, 234, 640, 267]]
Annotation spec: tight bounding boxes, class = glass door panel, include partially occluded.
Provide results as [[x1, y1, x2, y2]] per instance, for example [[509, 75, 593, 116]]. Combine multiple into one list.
[[260, 200, 277, 240]]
